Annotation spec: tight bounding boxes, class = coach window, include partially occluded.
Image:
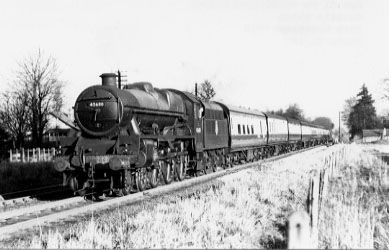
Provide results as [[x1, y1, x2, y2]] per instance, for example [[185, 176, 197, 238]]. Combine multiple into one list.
[[243, 125, 246, 134], [238, 124, 241, 135], [251, 125, 254, 134]]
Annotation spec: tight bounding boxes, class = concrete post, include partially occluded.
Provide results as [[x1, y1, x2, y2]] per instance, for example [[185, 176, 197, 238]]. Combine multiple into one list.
[[288, 211, 313, 249]]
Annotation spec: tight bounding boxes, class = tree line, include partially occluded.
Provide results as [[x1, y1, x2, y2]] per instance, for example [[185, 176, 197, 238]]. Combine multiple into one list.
[[3, 50, 384, 149], [199, 81, 389, 140]]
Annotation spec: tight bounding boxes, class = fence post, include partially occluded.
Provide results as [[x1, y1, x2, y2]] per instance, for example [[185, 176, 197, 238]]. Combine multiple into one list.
[[306, 170, 319, 248], [38, 148, 41, 162], [9, 149, 12, 162]]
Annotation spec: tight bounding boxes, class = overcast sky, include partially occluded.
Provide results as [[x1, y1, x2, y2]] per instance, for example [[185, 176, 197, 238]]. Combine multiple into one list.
[[0, 0, 389, 127]]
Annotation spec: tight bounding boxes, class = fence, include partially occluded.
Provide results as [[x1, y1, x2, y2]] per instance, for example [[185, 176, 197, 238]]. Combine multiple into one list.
[[288, 146, 345, 249], [9, 148, 56, 163]]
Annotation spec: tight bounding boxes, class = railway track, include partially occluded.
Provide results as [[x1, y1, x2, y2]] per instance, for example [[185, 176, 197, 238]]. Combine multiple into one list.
[[0, 145, 328, 241]]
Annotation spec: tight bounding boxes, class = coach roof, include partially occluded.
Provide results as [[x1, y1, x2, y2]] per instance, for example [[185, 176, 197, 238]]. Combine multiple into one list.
[[223, 104, 265, 117], [263, 112, 288, 121]]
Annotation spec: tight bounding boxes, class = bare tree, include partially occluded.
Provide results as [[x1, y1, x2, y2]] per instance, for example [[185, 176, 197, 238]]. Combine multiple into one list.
[[17, 49, 63, 146], [196, 80, 216, 101], [0, 91, 30, 147]]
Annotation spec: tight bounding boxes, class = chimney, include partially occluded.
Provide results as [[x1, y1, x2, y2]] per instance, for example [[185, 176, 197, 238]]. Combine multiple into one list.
[[100, 73, 117, 87]]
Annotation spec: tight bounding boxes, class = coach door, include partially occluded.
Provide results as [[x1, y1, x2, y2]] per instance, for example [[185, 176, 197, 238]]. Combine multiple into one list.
[[194, 103, 204, 151]]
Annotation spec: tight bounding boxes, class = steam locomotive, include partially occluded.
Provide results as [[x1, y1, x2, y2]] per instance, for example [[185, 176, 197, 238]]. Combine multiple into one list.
[[54, 73, 332, 197]]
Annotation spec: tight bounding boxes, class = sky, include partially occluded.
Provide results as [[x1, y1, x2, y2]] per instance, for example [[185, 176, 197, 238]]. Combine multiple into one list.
[[0, 0, 389, 128]]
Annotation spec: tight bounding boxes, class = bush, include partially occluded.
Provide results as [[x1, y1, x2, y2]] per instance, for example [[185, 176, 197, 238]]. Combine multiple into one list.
[[0, 161, 63, 199]]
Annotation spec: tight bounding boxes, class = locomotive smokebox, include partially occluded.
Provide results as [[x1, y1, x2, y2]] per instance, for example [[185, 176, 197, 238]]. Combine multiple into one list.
[[100, 73, 117, 87]]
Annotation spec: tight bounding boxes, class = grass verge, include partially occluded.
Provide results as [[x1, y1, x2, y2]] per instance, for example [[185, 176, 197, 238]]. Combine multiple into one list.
[[0, 147, 333, 249], [318, 144, 389, 249]]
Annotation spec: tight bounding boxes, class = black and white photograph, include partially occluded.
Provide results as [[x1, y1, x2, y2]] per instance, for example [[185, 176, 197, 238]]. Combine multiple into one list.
[[0, 0, 389, 248]]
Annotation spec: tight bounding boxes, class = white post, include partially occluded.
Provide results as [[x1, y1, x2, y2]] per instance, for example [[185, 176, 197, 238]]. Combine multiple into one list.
[[9, 149, 12, 162], [288, 211, 313, 249]]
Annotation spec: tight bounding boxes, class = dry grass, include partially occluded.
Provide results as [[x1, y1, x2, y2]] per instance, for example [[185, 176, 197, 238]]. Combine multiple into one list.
[[2, 145, 382, 249], [318, 143, 389, 249]]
